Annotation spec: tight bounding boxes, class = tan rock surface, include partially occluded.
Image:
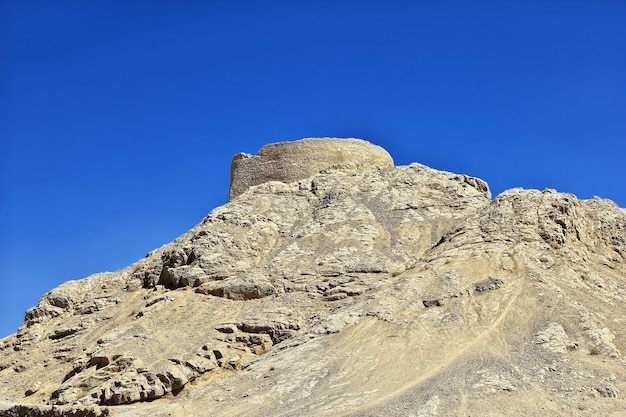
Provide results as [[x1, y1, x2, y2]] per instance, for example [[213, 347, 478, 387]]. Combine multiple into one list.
[[1, 138, 624, 416], [228, 138, 394, 200]]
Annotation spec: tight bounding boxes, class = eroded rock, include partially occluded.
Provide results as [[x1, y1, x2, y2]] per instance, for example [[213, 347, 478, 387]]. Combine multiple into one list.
[[1, 138, 624, 417]]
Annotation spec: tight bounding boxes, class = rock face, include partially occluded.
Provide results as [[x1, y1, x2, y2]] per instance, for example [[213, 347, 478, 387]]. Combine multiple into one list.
[[1, 138, 625, 417], [228, 138, 394, 200]]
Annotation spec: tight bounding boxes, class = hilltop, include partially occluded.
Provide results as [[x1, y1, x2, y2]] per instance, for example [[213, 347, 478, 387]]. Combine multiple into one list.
[[1, 138, 624, 417]]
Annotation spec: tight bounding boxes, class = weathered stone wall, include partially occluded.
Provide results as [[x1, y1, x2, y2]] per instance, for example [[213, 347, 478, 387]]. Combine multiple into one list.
[[228, 138, 394, 200]]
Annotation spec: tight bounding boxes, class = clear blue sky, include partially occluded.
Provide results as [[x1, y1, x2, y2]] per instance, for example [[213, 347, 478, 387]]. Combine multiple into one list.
[[1, 1, 624, 338]]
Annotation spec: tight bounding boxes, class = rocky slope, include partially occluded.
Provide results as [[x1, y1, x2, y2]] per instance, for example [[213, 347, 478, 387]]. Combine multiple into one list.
[[1, 138, 624, 417]]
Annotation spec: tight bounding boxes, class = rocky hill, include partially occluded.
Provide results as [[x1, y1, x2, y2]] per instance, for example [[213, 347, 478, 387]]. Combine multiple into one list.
[[1, 138, 624, 417]]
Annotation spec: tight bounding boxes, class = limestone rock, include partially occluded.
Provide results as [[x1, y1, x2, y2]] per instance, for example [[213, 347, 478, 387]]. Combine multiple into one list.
[[0, 138, 625, 417]]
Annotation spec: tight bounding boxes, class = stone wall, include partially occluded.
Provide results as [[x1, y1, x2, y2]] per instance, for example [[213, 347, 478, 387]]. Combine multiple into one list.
[[228, 138, 394, 200]]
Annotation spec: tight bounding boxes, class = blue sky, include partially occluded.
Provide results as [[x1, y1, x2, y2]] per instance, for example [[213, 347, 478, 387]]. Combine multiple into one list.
[[1, 0, 624, 338]]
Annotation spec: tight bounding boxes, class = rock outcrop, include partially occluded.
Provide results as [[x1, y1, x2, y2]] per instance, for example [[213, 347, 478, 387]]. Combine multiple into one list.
[[1, 138, 624, 417]]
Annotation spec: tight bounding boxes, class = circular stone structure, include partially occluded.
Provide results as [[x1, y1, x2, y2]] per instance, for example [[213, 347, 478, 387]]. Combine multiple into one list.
[[229, 138, 395, 201]]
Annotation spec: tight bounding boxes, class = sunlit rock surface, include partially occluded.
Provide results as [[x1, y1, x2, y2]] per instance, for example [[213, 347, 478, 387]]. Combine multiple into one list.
[[1, 138, 624, 417]]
